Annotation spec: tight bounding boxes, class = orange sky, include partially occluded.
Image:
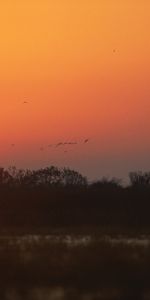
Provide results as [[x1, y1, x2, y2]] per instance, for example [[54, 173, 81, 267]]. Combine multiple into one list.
[[0, 0, 150, 181]]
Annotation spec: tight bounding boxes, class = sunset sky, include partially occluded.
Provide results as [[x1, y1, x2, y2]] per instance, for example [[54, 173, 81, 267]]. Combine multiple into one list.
[[0, 0, 150, 182]]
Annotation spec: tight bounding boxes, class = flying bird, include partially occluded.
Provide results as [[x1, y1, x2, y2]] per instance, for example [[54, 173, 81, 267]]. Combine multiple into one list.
[[84, 139, 90, 144], [63, 142, 77, 145], [68, 142, 77, 145], [56, 142, 63, 147]]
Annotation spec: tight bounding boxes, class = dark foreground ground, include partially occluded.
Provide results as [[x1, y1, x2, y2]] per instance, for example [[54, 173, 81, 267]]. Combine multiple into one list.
[[1, 168, 150, 298], [0, 235, 150, 300]]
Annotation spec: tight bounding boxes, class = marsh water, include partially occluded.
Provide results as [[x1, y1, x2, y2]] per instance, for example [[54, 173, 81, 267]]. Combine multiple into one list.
[[1, 233, 150, 300]]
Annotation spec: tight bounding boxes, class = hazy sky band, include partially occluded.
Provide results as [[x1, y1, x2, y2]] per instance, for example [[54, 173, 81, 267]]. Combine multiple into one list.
[[0, 0, 150, 181]]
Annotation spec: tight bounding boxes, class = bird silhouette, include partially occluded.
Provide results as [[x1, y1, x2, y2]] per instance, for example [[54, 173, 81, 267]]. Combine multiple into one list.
[[84, 139, 89, 143], [68, 142, 77, 145], [56, 142, 64, 147], [63, 142, 77, 145]]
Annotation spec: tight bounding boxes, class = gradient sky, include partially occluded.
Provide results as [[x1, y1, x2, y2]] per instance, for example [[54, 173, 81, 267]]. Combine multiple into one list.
[[0, 0, 150, 182]]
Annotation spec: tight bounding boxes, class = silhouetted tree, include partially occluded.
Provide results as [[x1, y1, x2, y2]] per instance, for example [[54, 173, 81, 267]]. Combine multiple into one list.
[[129, 171, 150, 187], [0, 167, 12, 186], [7, 166, 33, 187], [30, 166, 62, 187], [62, 168, 87, 187], [91, 177, 121, 190]]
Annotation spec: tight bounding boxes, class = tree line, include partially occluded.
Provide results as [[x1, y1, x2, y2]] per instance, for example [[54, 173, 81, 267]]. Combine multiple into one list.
[[0, 166, 87, 188], [0, 166, 150, 231], [1, 166, 150, 188]]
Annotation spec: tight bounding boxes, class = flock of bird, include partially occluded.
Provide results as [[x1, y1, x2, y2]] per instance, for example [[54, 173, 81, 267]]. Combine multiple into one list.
[[11, 139, 90, 154], [17, 48, 117, 153], [39, 138, 90, 153], [55, 139, 89, 147], [10, 47, 118, 154], [10, 100, 90, 153], [19, 47, 116, 151]]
